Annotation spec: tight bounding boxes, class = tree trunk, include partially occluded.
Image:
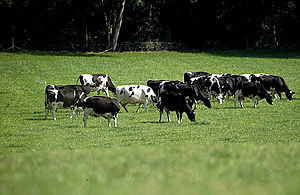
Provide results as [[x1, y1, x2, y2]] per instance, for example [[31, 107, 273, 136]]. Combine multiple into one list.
[[111, 0, 126, 51]]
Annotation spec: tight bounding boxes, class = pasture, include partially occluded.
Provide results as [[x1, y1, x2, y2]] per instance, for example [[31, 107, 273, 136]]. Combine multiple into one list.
[[0, 49, 300, 194]]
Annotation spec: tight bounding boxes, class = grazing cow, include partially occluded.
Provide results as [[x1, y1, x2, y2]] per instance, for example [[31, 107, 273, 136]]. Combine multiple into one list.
[[78, 96, 120, 127], [184, 71, 211, 84], [45, 84, 91, 120], [190, 75, 223, 104], [76, 74, 116, 96], [242, 73, 294, 100], [115, 85, 159, 112], [157, 91, 196, 123], [234, 82, 273, 108]]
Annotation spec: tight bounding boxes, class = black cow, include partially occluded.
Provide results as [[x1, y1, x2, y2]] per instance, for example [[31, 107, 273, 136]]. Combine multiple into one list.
[[76, 74, 116, 96], [244, 73, 295, 100], [162, 83, 211, 109], [157, 91, 196, 123], [45, 84, 91, 120], [184, 71, 211, 84], [234, 82, 273, 108], [79, 96, 121, 127]]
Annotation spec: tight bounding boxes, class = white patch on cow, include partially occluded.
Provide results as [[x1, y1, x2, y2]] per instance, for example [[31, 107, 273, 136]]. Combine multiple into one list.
[[159, 81, 170, 94], [81, 74, 94, 85], [242, 74, 252, 82]]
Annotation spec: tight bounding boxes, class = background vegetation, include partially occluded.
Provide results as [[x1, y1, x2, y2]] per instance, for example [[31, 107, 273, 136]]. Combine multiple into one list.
[[1, 0, 299, 51], [0, 49, 299, 194]]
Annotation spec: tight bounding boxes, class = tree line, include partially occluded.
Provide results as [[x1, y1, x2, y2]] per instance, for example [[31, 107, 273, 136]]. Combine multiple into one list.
[[0, 0, 299, 51]]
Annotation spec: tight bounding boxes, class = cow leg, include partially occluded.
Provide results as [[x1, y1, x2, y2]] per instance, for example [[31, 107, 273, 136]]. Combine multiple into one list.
[[253, 98, 257, 108], [217, 94, 223, 104], [113, 114, 118, 127], [107, 118, 111, 127], [83, 108, 92, 127], [239, 98, 244, 108], [45, 108, 49, 120], [105, 89, 109, 97], [167, 111, 171, 122], [144, 102, 149, 112], [70, 108, 75, 119], [159, 110, 163, 122], [234, 94, 238, 108], [234, 90, 242, 108], [121, 104, 129, 112], [136, 103, 142, 113], [51, 104, 57, 120], [176, 112, 180, 123]]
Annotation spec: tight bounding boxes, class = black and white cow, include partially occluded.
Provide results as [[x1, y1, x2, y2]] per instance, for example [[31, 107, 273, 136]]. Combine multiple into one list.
[[157, 91, 196, 123], [242, 73, 295, 100], [184, 71, 211, 84], [76, 74, 116, 96], [115, 85, 159, 112], [234, 82, 273, 108], [78, 96, 120, 127], [45, 84, 91, 120], [219, 74, 249, 100], [189, 75, 223, 104]]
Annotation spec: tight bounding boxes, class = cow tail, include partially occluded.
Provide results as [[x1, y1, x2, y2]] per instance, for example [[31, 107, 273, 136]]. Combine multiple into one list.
[[76, 76, 80, 85], [107, 76, 116, 94]]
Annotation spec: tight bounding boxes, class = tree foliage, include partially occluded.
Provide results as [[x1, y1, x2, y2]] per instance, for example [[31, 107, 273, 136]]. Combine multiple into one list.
[[0, 0, 299, 50]]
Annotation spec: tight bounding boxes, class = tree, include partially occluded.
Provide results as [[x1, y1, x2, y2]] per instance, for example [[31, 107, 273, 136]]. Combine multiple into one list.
[[100, 0, 142, 51]]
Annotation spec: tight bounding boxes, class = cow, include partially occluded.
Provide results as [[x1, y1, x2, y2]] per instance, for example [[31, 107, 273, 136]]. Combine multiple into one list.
[[234, 82, 273, 108], [218, 74, 249, 100], [190, 75, 223, 104], [157, 91, 196, 123], [45, 84, 91, 120], [159, 82, 211, 109], [78, 96, 120, 127], [242, 73, 294, 100], [76, 74, 116, 96], [184, 71, 211, 84], [115, 85, 159, 112]]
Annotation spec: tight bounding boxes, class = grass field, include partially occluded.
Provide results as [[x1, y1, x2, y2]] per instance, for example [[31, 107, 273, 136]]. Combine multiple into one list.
[[0, 49, 300, 195]]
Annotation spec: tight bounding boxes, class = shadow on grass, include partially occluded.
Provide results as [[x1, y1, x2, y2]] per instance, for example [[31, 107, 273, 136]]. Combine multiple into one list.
[[3, 50, 112, 58], [177, 48, 300, 59]]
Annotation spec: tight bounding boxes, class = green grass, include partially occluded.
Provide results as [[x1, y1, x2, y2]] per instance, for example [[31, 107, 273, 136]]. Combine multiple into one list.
[[0, 49, 300, 195]]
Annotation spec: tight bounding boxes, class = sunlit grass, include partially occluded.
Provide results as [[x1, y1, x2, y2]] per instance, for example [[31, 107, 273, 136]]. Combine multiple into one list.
[[0, 49, 299, 194]]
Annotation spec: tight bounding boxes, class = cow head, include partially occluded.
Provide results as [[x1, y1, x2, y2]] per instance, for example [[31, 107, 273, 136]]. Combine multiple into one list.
[[286, 90, 295, 100], [82, 84, 92, 94], [187, 110, 196, 122], [202, 97, 212, 108], [151, 95, 160, 110], [265, 94, 274, 105]]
